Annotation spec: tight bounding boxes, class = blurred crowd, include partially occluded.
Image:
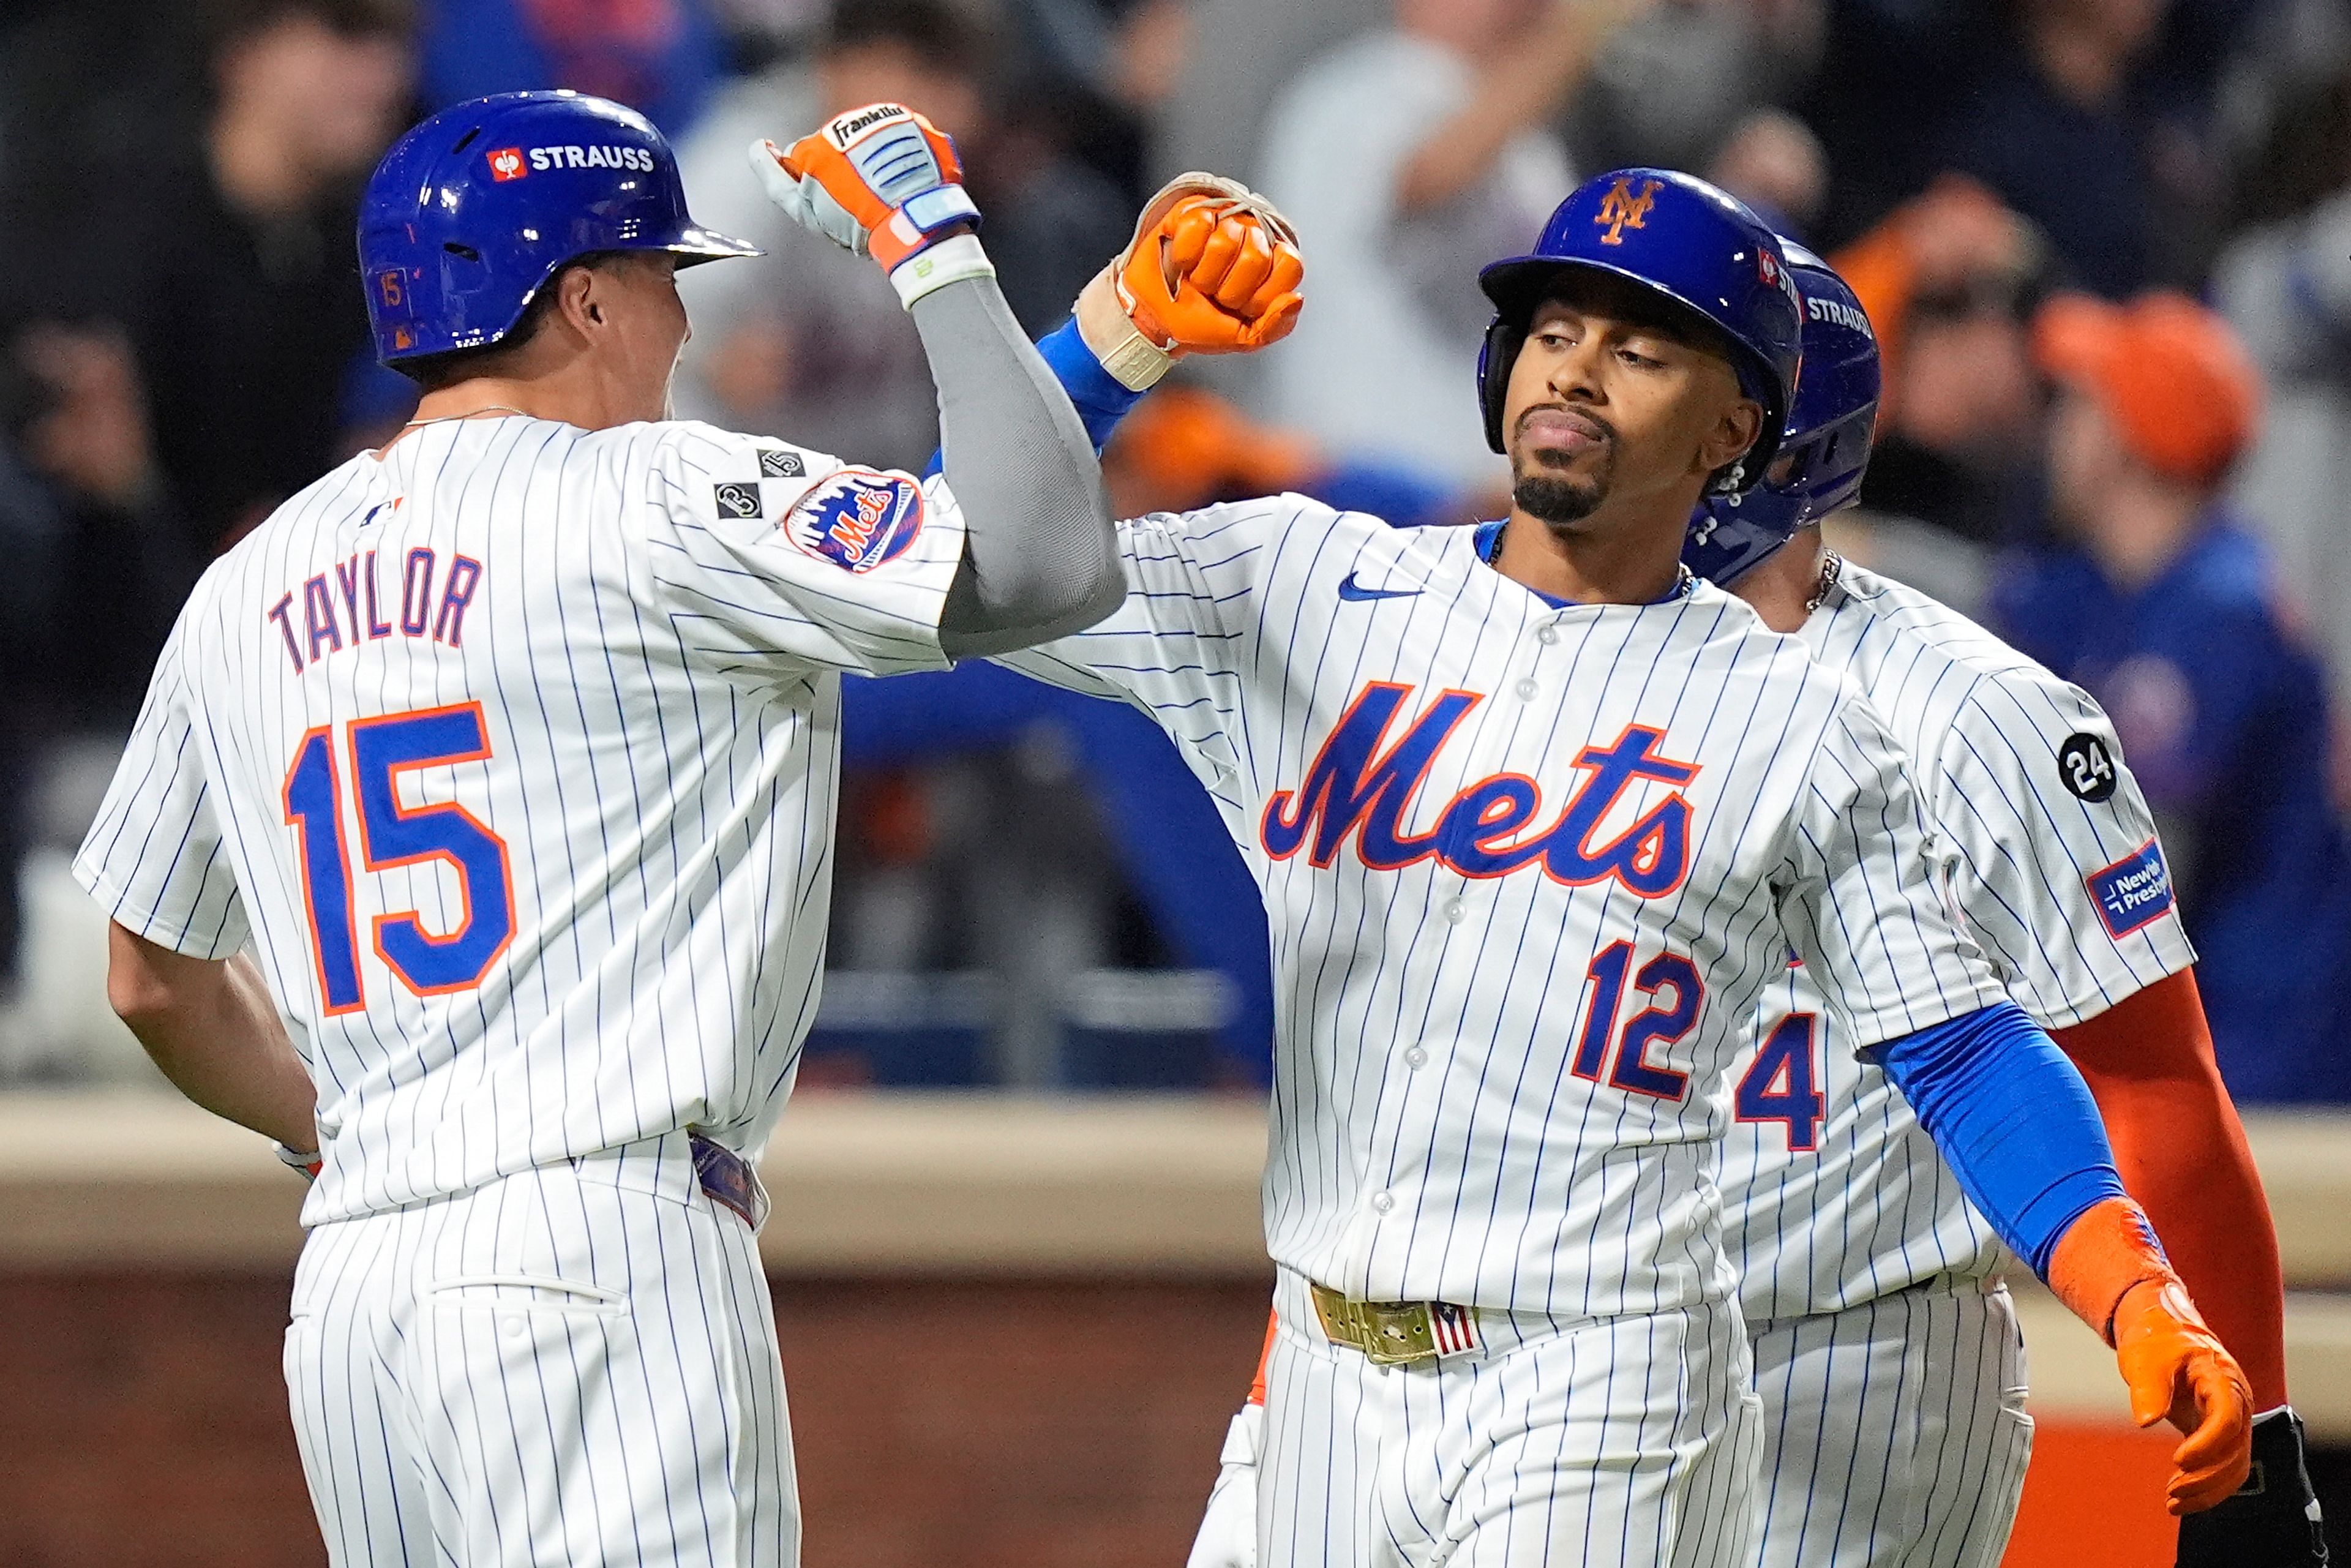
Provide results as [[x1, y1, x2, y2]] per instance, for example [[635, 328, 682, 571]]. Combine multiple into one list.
[[4, 0, 2351, 1102]]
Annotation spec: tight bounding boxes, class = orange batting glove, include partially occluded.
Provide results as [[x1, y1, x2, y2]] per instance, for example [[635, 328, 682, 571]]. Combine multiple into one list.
[[1076, 173, 1305, 390], [2047, 1196, 2254, 1515], [750, 103, 990, 306]]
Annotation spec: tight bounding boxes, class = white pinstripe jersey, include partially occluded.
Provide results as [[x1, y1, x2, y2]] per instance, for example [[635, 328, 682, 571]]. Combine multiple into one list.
[[998, 500, 2008, 1316], [73, 415, 965, 1223], [1723, 561, 2195, 1319]]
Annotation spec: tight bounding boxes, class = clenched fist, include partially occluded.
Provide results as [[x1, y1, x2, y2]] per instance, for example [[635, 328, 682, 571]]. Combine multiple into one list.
[[1077, 173, 1306, 390]]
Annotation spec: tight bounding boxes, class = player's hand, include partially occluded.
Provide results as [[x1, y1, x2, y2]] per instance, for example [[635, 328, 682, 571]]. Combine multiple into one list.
[[1120, 178, 1305, 354], [1186, 1403, 1261, 1568], [749, 103, 983, 298], [1075, 173, 1304, 390], [2115, 1277, 2255, 1515], [2175, 1407, 2330, 1566]]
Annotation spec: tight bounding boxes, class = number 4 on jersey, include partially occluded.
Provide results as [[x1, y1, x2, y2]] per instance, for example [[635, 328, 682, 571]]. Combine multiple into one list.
[[282, 702, 516, 1011], [1737, 1013, 1826, 1152]]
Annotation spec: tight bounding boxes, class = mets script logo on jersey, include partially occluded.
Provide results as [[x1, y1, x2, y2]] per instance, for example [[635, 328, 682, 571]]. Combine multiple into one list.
[[1260, 682, 1700, 895], [2088, 839, 2174, 939], [1594, 177, 1662, 246], [782, 469, 924, 573]]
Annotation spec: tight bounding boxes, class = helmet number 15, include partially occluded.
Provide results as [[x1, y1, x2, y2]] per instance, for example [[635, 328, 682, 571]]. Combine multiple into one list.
[[282, 702, 516, 1013]]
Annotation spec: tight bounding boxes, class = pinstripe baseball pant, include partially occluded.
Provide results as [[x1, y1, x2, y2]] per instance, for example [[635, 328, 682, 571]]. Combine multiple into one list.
[[1747, 1278, 2033, 1568], [282, 1135, 798, 1567], [1259, 1269, 1763, 1566]]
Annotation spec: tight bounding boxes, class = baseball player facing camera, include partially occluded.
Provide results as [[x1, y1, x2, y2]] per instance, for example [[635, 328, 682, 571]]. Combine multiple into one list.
[[1158, 246, 2325, 1568], [991, 168, 2257, 1566], [71, 89, 1297, 1567]]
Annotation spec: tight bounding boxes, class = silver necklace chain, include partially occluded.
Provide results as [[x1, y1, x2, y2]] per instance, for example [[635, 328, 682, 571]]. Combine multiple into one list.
[[1805, 550, 1843, 615]]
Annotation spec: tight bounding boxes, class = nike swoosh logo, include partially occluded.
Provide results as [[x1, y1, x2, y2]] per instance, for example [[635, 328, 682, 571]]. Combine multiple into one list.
[[1338, 571, 1420, 603]]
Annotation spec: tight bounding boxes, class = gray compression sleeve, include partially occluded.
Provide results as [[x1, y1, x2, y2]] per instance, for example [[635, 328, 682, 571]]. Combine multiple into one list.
[[907, 273, 1122, 657]]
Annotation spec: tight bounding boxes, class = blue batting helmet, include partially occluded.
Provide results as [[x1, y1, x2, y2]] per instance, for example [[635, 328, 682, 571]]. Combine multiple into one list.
[[359, 91, 759, 364], [1682, 242, 1881, 585], [1477, 169, 1804, 489]]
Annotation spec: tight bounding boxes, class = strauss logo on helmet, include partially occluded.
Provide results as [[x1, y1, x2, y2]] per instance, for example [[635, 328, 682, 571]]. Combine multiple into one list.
[[487, 146, 527, 182]]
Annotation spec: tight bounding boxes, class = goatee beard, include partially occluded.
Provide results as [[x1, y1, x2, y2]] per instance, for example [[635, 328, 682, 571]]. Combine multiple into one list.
[[1514, 473, 1600, 527]]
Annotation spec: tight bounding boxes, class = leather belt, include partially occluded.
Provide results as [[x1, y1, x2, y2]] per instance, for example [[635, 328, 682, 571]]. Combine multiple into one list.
[[689, 1131, 769, 1231], [1310, 1281, 1482, 1367]]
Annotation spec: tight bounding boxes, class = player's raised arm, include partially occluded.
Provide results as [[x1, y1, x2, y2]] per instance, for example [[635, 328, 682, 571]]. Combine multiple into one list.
[[749, 105, 1117, 656], [920, 173, 1303, 470], [1777, 691, 2255, 1516]]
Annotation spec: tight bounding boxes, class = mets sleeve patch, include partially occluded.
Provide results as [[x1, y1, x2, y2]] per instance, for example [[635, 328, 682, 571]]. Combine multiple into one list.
[[2087, 839, 2175, 939], [780, 468, 924, 572]]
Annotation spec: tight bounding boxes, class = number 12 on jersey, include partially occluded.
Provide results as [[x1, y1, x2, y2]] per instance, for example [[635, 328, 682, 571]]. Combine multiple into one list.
[[282, 702, 516, 1013]]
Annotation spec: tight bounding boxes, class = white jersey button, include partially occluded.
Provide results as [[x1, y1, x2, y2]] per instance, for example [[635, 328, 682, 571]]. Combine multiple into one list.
[[1403, 1045, 1428, 1068], [1442, 898, 1468, 924], [1536, 625, 1560, 646], [1514, 678, 1539, 701], [1371, 1190, 1396, 1214]]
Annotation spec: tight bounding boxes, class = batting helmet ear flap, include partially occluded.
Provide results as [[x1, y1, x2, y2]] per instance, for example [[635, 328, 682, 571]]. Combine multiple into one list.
[[1478, 318, 1524, 454]]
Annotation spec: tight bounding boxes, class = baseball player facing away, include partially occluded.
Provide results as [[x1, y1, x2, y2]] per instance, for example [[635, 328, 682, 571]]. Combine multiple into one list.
[[66, 89, 1293, 1567], [984, 168, 2253, 1566], [1693, 252, 2325, 1568], [1177, 253, 2329, 1566]]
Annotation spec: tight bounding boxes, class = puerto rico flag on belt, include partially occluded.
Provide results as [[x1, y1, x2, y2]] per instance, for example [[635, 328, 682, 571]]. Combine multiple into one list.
[[1433, 1301, 1482, 1357]]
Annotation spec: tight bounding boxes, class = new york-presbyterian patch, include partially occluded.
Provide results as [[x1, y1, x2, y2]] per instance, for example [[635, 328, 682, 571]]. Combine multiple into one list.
[[2087, 839, 2174, 939], [781, 468, 923, 572]]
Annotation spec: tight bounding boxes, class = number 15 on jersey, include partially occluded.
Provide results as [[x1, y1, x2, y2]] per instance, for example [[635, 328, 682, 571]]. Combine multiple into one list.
[[282, 702, 517, 1013]]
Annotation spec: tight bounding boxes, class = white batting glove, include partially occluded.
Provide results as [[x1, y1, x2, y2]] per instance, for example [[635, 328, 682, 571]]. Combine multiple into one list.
[[1186, 1403, 1262, 1568], [749, 145, 870, 255], [276, 1143, 322, 1181]]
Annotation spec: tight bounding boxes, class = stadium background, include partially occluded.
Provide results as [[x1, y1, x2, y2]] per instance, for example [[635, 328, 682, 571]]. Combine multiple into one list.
[[1, 0, 2349, 1561]]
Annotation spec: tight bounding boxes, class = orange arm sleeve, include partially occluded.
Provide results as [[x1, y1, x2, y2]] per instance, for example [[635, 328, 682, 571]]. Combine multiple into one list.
[[1247, 1305, 1277, 1406], [2053, 968, 2289, 1408]]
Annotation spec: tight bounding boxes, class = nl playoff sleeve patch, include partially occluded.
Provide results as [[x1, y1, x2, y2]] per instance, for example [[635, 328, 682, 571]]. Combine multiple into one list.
[[779, 468, 924, 572]]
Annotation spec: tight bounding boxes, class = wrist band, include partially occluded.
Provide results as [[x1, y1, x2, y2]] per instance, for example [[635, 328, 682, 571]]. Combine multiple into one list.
[[1073, 264, 1174, 390], [890, 231, 996, 309], [1089, 323, 1174, 391]]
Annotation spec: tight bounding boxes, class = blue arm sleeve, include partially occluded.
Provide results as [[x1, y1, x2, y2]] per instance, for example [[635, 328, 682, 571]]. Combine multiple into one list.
[[1865, 1002, 2127, 1277], [926, 317, 1146, 478]]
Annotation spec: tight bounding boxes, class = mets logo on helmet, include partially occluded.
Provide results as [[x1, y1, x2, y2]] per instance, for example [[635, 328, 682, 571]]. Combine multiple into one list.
[[782, 469, 925, 572], [487, 146, 527, 181], [1595, 176, 1662, 245]]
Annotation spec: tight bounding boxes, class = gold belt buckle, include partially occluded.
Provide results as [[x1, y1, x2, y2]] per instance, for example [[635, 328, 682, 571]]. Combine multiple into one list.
[[1311, 1282, 1442, 1367]]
